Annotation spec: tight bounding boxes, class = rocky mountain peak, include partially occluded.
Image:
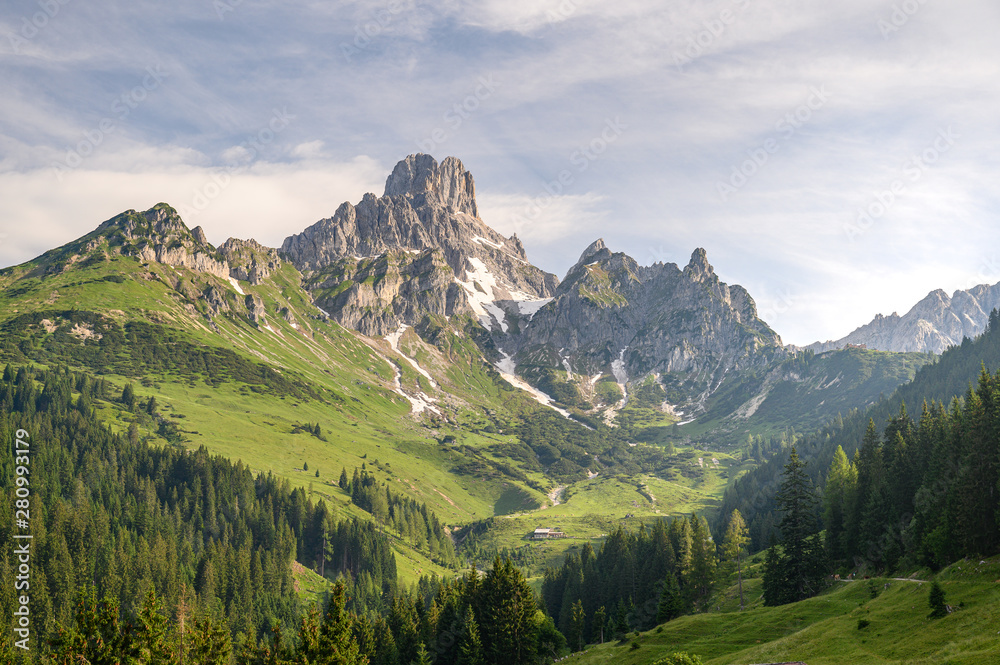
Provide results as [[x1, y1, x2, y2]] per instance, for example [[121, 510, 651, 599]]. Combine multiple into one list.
[[683, 247, 713, 282], [383, 154, 478, 218], [98, 203, 196, 245], [576, 238, 609, 264], [281, 155, 559, 336]]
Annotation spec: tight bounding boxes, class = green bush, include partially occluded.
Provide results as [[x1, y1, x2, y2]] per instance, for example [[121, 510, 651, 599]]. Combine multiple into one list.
[[651, 653, 704, 665]]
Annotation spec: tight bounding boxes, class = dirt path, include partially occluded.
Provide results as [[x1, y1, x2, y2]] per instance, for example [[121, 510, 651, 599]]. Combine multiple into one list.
[[548, 485, 566, 506]]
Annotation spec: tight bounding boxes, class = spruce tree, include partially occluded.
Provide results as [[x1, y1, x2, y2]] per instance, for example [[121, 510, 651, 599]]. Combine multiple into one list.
[[928, 580, 948, 618], [412, 642, 432, 665], [823, 446, 857, 562], [764, 447, 827, 605], [317, 582, 364, 664], [591, 606, 606, 644], [721, 510, 749, 610], [761, 536, 785, 606], [457, 606, 484, 665], [567, 599, 585, 652], [656, 574, 683, 623], [122, 382, 136, 410]]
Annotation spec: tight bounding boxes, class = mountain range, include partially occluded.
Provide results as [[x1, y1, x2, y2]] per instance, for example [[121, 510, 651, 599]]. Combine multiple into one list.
[[1, 154, 937, 447], [807, 283, 1000, 354]]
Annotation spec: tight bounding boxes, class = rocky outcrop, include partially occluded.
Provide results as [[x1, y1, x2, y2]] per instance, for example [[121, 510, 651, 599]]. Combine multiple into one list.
[[245, 294, 267, 326], [202, 286, 230, 316], [282, 154, 558, 336], [504, 243, 785, 406], [306, 249, 467, 337], [808, 283, 1000, 354], [98, 204, 231, 279], [219, 238, 281, 285]]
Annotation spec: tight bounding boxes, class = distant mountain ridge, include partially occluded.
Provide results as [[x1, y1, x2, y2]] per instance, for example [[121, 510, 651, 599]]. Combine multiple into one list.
[[808, 282, 1000, 354]]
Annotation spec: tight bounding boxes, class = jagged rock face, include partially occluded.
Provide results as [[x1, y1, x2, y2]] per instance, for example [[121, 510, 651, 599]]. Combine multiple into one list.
[[808, 283, 1000, 354], [306, 249, 467, 337], [383, 154, 478, 218], [202, 286, 230, 316], [99, 205, 230, 279], [506, 243, 784, 387], [219, 238, 281, 285], [281, 154, 558, 335], [245, 294, 267, 326]]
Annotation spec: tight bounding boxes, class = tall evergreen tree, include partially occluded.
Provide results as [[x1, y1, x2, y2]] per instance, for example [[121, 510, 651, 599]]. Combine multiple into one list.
[[317, 582, 365, 664], [656, 573, 683, 623], [763, 447, 827, 605], [591, 606, 606, 645], [566, 599, 585, 652], [457, 606, 484, 665], [823, 446, 857, 562], [721, 510, 749, 611]]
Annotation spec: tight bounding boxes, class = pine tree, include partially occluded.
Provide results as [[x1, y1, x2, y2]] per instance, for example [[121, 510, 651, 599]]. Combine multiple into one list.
[[186, 615, 232, 665], [761, 536, 785, 607], [656, 573, 683, 623], [613, 599, 629, 637], [131, 586, 173, 664], [721, 510, 749, 610], [928, 580, 948, 618], [122, 383, 136, 410], [412, 642, 432, 665], [339, 467, 349, 491], [566, 599, 585, 652], [478, 557, 538, 665], [457, 606, 484, 665], [591, 606, 607, 644], [763, 447, 827, 605], [316, 582, 364, 664], [823, 445, 857, 562], [688, 515, 717, 606]]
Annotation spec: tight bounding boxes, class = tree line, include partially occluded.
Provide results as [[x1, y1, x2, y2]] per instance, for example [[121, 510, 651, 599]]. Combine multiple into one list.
[[719, 309, 1000, 554], [0, 364, 397, 659], [541, 513, 749, 652], [341, 466, 459, 569]]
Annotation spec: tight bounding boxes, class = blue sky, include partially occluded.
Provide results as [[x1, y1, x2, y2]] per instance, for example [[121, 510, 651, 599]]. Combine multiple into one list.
[[1, 0, 999, 345]]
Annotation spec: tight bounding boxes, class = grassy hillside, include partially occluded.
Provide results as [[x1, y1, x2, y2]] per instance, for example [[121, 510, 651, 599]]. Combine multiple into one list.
[[563, 556, 1000, 664]]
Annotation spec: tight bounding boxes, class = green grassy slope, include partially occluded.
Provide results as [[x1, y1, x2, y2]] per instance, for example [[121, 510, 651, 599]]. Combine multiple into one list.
[[563, 557, 1000, 665]]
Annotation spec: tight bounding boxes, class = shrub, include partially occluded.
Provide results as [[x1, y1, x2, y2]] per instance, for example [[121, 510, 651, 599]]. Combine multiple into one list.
[[857, 618, 870, 629], [651, 653, 704, 665]]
